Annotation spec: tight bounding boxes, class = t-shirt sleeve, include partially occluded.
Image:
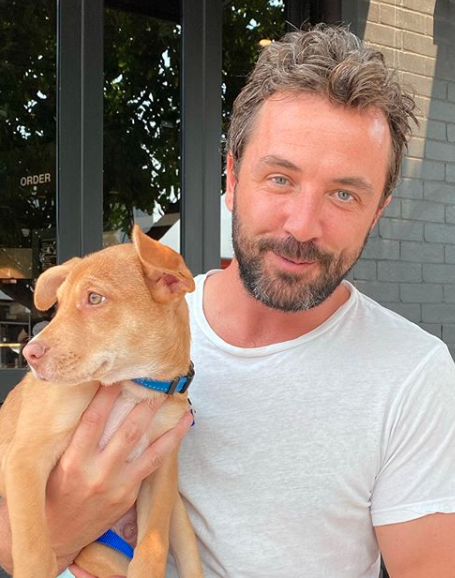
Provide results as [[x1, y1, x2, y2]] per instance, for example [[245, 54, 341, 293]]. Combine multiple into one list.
[[371, 343, 455, 526]]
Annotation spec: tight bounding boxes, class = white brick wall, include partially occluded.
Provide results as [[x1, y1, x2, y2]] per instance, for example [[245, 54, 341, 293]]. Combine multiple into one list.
[[346, 0, 455, 357]]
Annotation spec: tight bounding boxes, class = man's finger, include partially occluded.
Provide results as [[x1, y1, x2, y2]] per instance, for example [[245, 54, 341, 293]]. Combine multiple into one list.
[[68, 385, 122, 456], [100, 397, 166, 467], [68, 564, 98, 578], [69, 565, 125, 578]]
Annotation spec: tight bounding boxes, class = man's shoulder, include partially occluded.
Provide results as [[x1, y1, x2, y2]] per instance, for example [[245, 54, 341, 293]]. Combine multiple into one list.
[[185, 273, 207, 309], [350, 283, 445, 355], [343, 285, 455, 394]]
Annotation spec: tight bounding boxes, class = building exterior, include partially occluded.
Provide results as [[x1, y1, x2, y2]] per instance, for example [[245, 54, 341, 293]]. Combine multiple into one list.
[[346, 0, 455, 358]]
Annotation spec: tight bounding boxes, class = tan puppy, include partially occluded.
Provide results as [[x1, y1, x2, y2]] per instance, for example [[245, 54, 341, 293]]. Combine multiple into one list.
[[0, 226, 203, 578]]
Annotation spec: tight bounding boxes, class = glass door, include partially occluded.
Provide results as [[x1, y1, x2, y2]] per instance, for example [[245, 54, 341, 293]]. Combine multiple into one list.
[[0, 0, 57, 374], [103, 1, 181, 250]]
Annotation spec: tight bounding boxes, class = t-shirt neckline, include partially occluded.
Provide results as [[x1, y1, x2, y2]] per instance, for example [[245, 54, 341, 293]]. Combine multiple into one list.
[[191, 270, 358, 357]]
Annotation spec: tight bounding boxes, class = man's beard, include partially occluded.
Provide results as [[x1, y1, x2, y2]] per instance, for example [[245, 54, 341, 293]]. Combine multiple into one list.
[[232, 204, 368, 313]]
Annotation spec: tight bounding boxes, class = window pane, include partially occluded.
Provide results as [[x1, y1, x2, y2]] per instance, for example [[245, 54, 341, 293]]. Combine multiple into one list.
[[220, 0, 286, 267], [0, 0, 56, 369], [103, 2, 181, 250]]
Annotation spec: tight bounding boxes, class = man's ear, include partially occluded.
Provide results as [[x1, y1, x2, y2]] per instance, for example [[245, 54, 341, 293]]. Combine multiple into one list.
[[34, 257, 81, 311], [132, 225, 195, 303], [371, 195, 392, 231], [225, 153, 236, 212]]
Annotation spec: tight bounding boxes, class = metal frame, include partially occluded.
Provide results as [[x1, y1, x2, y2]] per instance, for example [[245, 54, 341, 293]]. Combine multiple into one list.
[[57, 0, 104, 262], [0, 370, 25, 400], [341, 0, 360, 35], [286, 0, 342, 27], [181, 0, 223, 275]]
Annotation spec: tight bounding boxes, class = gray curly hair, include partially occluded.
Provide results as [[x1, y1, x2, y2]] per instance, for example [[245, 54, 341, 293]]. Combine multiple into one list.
[[226, 24, 417, 203]]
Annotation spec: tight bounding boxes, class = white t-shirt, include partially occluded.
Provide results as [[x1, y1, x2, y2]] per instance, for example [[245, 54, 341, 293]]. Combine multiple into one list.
[[167, 273, 455, 578]]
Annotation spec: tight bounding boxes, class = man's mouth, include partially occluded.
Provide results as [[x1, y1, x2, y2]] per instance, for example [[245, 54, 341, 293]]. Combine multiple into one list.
[[272, 251, 317, 270], [279, 254, 315, 265]]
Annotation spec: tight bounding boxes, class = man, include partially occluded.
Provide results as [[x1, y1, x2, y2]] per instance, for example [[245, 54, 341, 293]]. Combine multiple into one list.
[[1, 24, 455, 577]]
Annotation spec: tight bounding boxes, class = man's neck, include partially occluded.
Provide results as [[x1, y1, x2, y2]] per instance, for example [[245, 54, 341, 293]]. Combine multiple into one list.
[[202, 260, 351, 348]]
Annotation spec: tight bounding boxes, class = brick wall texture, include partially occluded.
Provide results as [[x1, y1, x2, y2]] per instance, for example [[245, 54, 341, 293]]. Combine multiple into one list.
[[348, 0, 455, 357]]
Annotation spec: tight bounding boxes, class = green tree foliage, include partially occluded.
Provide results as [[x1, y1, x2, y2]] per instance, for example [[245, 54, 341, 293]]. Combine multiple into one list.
[[103, 8, 180, 234]]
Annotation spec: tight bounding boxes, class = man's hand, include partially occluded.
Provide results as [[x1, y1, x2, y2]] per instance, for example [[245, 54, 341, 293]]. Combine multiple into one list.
[[69, 565, 123, 578], [0, 383, 193, 574]]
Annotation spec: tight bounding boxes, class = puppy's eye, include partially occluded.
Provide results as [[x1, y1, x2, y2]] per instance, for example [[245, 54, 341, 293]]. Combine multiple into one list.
[[88, 292, 105, 305]]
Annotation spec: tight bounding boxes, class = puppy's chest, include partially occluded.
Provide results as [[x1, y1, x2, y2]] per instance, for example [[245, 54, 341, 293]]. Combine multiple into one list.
[[99, 388, 183, 461]]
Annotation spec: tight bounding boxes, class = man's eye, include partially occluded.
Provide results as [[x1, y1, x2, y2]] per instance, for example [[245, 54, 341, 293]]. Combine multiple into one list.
[[335, 190, 353, 202], [271, 176, 288, 186], [88, 292, 105, 305]]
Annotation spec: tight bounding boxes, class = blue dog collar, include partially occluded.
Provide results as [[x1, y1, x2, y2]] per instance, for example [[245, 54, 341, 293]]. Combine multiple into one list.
[[96, 529, 134, 559], [133, 362, 195, 395]]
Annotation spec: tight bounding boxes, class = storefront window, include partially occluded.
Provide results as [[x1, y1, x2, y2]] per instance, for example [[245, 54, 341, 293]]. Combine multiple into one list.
[[103, 2, 181, 251], [0, 0, 56, 369], [220, 0, 286, 267]]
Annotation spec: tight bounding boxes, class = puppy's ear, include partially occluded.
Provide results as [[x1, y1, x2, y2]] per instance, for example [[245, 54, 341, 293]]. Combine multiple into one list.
[[132, 225, 195, 303], [34, 257, 81, 311]]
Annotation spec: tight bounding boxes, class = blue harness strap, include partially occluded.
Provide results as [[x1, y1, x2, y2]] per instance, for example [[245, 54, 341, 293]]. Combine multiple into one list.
[[96, 529, 134, 559]]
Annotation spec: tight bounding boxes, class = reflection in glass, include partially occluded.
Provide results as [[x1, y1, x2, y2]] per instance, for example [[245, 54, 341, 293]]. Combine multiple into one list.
[[103, 3, 181, 250], [0, 0, 56, 368], [220, 0, 286, 267]]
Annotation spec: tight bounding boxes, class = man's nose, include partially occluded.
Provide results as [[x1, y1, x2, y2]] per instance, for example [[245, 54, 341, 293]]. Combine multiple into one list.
[[283, 191, 324, 243]]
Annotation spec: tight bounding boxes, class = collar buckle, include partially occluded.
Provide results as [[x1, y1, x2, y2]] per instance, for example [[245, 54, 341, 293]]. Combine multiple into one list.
[[168, 361, 195, 395]]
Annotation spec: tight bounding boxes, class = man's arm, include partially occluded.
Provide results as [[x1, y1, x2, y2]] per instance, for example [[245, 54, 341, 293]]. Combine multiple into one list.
[[0, 384, 193, 575], [376, 512, 455, 577]]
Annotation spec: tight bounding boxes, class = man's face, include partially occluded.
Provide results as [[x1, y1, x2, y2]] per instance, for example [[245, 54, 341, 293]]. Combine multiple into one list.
[[226, 92, 391, 312]]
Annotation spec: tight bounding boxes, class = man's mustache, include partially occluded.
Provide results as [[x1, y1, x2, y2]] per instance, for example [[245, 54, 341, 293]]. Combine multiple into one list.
[[257, 236, 334, 267]]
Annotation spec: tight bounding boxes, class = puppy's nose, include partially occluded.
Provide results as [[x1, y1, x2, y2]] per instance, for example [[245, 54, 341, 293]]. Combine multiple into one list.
[[22, 341, 49, 366]]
